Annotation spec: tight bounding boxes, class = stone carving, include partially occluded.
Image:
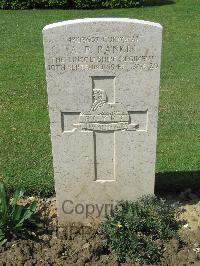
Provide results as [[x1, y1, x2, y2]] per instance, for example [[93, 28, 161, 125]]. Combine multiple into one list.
[[74, 89, 139, 131], [43, 18, 162, 223]]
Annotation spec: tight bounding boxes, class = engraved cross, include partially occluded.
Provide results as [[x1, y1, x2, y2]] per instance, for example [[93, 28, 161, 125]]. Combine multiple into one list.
[[62, 76, 147, 181]]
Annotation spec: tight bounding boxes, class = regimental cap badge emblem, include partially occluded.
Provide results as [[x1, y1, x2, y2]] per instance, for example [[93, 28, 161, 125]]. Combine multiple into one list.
[[74, 88, 139, 132]]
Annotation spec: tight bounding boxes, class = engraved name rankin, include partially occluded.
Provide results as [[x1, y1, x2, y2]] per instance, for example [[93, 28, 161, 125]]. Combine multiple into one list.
[[73, 89, 139, 132]]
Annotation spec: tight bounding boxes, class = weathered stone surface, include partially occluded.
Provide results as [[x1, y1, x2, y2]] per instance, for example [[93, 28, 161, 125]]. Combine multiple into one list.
[[43, 18, 162, 223]]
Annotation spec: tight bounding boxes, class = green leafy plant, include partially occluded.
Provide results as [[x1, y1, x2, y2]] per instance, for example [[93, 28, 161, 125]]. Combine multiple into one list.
[[0, 0, 174, 9], [0, 0, 71, 9], [0, 182, 38, 246], [102, 195, 181, 264]]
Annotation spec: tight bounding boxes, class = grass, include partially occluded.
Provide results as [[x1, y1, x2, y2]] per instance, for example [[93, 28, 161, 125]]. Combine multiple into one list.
[[0, 0, 200, 196]]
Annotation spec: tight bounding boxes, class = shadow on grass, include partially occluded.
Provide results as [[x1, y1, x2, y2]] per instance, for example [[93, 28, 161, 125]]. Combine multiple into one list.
[[155, 170, 200, 196]]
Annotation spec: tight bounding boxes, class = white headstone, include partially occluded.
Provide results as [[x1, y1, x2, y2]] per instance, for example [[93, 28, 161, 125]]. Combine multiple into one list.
[[43, 18, 162, 223]]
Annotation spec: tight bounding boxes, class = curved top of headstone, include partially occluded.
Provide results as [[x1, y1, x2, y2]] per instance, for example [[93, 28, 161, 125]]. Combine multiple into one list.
[[43, 17, 162, 32]]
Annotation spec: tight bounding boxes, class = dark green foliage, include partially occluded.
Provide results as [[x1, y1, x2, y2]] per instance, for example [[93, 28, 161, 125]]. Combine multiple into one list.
[[103, 0, 140, 8], [0, 0, 33, 9], [74, 0, 102, 9], [0, 182, 38, 246], [0, 0, 71, 9], [74, 0, 140, 9], [0, 0, 172, 9], [102, 195, 181, 264], [47, 0, 72, 8]]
